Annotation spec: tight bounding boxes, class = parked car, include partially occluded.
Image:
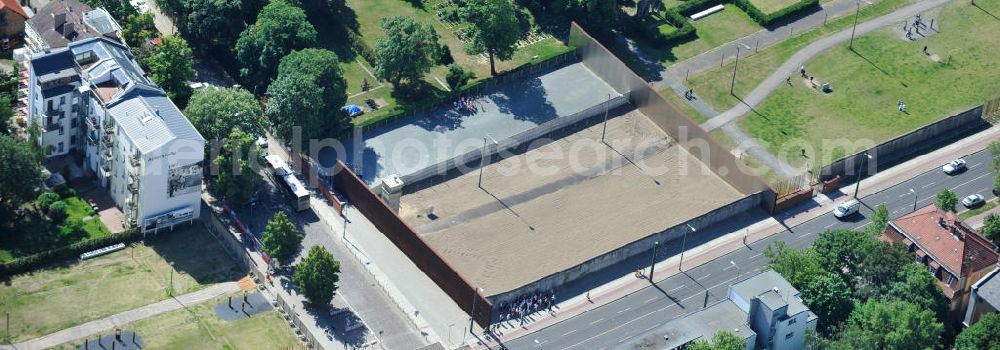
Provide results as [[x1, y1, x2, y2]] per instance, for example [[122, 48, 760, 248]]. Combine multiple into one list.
[[962, 194, 985, 208], [834, 199, 861, 219], [942, 159, 967, 175], [255, 137, 268, 149]]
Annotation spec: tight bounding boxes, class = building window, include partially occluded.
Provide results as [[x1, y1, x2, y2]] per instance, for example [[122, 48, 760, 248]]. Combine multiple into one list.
[[947, 274, 956, 286], [71, 118, 77, 129], [70, 135, 76, 145], [57, 142, 63, 152], [60, 96, 65, 105], [788, 317, 797, 325], [58, 127, 64, 135], [47, 99, 53, 111], [785, 332, 794, 340]]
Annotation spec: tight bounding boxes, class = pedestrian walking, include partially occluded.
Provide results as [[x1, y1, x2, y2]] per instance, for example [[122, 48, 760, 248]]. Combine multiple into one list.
[[787, 76, 792, 85], [800, 65, 806, 77], [923, 46, 928, 54], [586, 291, 592, 303]]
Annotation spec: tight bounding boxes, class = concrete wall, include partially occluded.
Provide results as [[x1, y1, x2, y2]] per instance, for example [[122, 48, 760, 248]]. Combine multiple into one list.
[[567, 23, 775, 209], [820, 105, 988, 181], [489, 191, 770, 306]]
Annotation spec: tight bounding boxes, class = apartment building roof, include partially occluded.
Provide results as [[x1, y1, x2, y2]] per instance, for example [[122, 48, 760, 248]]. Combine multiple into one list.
[[1, 0, 28, 19], [977, 267, 1000, 311], [28, 0, 119, 49], [109, 85, 202, 153]]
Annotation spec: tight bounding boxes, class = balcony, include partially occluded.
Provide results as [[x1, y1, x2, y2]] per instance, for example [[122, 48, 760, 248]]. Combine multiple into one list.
[[101, 133, 114, 148], [102, 148, 112, 161], [86, 131, 98, 145], [128, 164, 140, 179], [127, 180, 138, 193], [129, 154, 140, 168]]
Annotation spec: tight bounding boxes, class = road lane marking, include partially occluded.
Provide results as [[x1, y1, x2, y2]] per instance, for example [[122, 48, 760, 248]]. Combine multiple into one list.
[[697, 274, 711, 281], [617, 307, 631, 314], [669, 285, 685, 292], [922, 182, 936, 189], [562, 329, 577, 337], [854, 222, 872, 231], [824, 222, 837, 229], [750, 253, 762, 260], [644, 297, 658, 304], [953, 172, 992, 191], [723, 264, 736, 271], [644, 324, 658, 331], [590, 318, 605, 325]]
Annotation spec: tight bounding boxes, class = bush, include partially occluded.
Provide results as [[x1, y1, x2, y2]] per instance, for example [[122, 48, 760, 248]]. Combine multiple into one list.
[[35, 192, 60, 210], [0, 229, 141, 276], [629, 10, 696, 46], [445, 64, 475, 89], [58, 187, 78, 199], [434, 43, 454, 65], [48, 201, 68, 223], [61, 218, 85, 237], [732, 0, 820, 26]]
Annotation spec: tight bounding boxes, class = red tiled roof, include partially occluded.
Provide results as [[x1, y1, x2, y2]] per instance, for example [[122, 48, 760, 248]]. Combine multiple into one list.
[[889, 204, 998, 277], [0, 0, 28, 19]]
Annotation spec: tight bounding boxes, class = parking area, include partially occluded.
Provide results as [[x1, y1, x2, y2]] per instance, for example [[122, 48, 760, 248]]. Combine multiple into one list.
[[317, 62, 621, 185]]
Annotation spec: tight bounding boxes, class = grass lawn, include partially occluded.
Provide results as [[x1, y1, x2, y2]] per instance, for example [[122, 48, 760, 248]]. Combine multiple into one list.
[[0, 224, 243, 342], [960, 198, 999, 220], [53, 294, 300, 350], [738, 0, 1000, 168], [65, 196, 110, 239], [662, 87, 711, 123], [686, 0, 917, 112], [749, 0, 801, 15], [638, 4, 762, 65]]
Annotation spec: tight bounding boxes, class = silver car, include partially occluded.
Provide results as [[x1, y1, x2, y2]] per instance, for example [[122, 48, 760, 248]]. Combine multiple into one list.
[[942, 159, 967, 175], [962, 194, 985, 208]]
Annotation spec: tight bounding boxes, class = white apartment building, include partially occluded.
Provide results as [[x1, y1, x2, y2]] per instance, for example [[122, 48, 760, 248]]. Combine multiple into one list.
[[729, 270, 819, 350], [27, 37, 204, 233]]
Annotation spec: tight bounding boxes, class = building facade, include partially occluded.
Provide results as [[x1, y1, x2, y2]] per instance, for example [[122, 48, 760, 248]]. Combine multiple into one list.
[[27, 37, 204, 232], [0, 0, 27, 50], [964, 266, 1000, 327]]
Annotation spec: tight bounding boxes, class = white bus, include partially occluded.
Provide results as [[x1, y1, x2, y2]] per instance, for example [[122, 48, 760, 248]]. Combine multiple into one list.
[[264, 155, 310, 211]]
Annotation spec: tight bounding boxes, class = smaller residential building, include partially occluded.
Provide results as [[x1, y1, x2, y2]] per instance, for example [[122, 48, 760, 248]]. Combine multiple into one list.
[[882, 204, 999, 323], [964, 266, 1000, 327], [24, 0, 121, 54], [617, 270, 817, 350], [0, 0, 28, 50]]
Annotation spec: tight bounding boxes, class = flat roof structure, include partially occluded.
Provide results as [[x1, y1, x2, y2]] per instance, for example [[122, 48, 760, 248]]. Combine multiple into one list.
[[400, 109, 744, 294], [319, 62, 621, 185], [617, 300, 754, 349]]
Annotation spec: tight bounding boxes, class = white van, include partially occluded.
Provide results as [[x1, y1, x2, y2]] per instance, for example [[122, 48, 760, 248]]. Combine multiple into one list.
[[833, 199, 861, 219]]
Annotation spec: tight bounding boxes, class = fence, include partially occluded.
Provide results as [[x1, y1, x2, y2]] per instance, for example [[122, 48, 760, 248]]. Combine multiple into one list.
[[329, 159, 494, 327], [399, 94, 631, 186], [356, 50, 579, 133], [819, 105, 989, 182]]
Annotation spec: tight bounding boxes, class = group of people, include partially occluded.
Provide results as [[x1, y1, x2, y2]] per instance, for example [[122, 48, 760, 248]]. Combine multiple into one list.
[[493, 290, 558, 331], [454, 95, 483, 113], [905, 14, 930, 40]]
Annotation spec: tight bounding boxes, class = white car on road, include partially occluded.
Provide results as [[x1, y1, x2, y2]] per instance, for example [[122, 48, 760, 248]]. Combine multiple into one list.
[[942, 159, 967, 175], [962, 194, 985, 208]]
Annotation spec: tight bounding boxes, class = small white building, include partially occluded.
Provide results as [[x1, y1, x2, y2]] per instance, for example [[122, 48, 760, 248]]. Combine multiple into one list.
[[27, 37, 204, 232], [729, 270, 818, 350]]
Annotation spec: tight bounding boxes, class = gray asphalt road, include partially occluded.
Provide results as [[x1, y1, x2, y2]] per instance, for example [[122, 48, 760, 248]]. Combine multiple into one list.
[[505, 149, 997, 350]]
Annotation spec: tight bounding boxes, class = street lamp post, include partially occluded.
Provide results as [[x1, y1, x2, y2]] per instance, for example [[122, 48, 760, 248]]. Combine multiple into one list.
[[853, 152, 873, 199], [679, 224, 696, 271], [649, 241, 659, 282], [849, 2, 860, 50], [468, 286, 484, 338], [601, 94, 611, 143], [478, 136, 498, 189], [730, 46, 741, 95], [910, 188, 917, 212]]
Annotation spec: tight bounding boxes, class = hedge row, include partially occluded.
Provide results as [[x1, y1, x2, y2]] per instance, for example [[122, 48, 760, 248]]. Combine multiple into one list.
[[732, 0, 820, 26], [0, 229, 142, 277], [345, 29, 376, 65]]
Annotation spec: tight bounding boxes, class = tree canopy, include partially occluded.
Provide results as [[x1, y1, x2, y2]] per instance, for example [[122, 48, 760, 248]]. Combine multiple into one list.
[[144, 35, 195, 105], [886, 263, 949, 321], [183, 0, 245, 50], [461, 0, 522, 76], [272, 48, 349, 135], [686, 330, 745, 350], [266, 72, 326, 142], [833, 300, 943, 350], [868, 203, 889, 235], [801, 272, 854, 333], [122, 13, 157, 49], [982, 213, 1000, 247], [765, 241, 824, 288], [211, 129, 262, 205], [294, 245, 341, 305], [0, 136, 42, 221], [956, 313, 1000, 350], [261, 211, 302, 263], [236, 0, 317, 91], [184, 87, 267, 141], [936, 188, 958, 212], [373, 16, 440, 86]]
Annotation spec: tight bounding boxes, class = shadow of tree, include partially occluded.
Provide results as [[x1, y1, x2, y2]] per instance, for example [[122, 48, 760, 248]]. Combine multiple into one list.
[[148, 225, 245, 287]]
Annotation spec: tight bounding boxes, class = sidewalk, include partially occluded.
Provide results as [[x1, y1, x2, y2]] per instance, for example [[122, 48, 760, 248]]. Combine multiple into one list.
[[3, 282, 239, 350], [480, 124, 1000, 346], [967, 202, 1000, 229]]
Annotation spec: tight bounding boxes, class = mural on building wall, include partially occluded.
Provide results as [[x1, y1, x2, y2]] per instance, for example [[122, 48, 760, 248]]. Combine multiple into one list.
[[168, 163, 202, 197]]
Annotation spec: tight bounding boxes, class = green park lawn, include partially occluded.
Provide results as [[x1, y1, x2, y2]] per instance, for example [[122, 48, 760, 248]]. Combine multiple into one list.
[[53, 294, 299, 350], [683, 0, 917, 111], [738, 0, 1000, 168], [749, 0, 801, 15], [0, 225, 243, 342], [639, 4, 762, 65], [65, 196, 111, 239]]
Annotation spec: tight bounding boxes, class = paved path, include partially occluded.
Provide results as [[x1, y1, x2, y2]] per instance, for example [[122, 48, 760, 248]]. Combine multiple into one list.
[[3, 282, 240, 350], [481, 123, 1000, 349], [701, 0, 951, 131]]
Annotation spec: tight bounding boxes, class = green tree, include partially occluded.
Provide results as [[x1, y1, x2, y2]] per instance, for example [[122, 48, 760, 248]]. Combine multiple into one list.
[[834, 300, 943, 350], [982, 213, 1000, 247], [989, 141, 1000, 171], [183, 0, 244, 50], [373, 16, 440, 86], [445, 63, 474, 89], [48, 201, 68, 223], [184, 87, 267, 141], [936, 188, 958, 212], [955, 313, 1000, 350], [35, 192, 60, 210], [144, 35, 195, 105], [868, 203, 890, 235], [801, 272, 854, 334], [261, 211, 302, 263], [293, 245, 341, 305], [212, 129, 262, 205], [764, 241, 824, 288], [273, 48, 349, 134], [0, 96, 12, 135], [887, 263, 949, 322], [0, 135, 42, 221], [82, 0, 137, 22], [570, 0, 620, 29], [686, 330, 745, 350], [266, 72, 326, 142], [461, 0, 521, 76], [813, 229, 871, 282], [858, 241, 913, 297], [235, 0, 317, 91], [122, 12, 157, 48]]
